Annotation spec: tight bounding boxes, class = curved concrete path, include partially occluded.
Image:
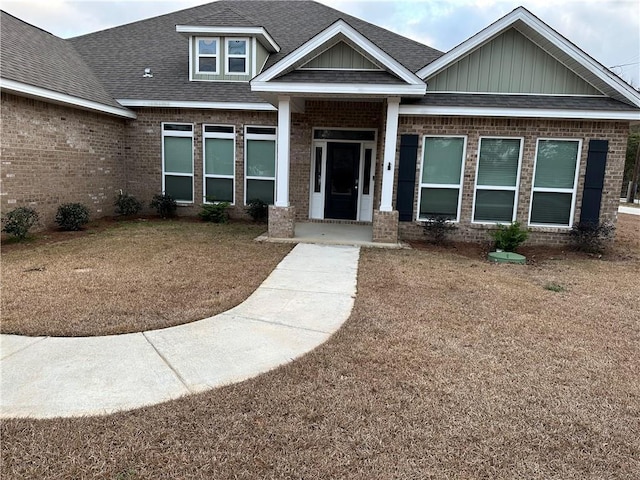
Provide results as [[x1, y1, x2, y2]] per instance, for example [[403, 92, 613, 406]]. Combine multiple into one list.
[[0, 243, 360, 419]]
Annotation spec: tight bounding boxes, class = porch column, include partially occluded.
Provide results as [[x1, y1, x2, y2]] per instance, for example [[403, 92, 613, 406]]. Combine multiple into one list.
[[275, 96, 291, 207], [269, 95, 296, 238], [379, 96, 400, 212]]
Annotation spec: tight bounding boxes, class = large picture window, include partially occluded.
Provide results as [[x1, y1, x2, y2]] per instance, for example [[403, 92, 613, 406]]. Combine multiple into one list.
[[196, 37, 219, 74], [162, 123, 194, 203], [226, 38, 248, 74], [203, 125, 235, 203], [473, 137, 523, 223], [529, 139, 581, 227], [418, 136, 466, 221], [245, 126, 276, 205]]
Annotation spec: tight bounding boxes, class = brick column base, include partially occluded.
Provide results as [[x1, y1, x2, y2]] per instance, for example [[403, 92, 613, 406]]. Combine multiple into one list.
[[373, 210, 399, 243], [268, 206, 296, 239]]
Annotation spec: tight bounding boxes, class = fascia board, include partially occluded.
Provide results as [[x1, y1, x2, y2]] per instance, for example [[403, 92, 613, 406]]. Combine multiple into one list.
[[398, 104, 640, 121], [253, 20, 423, 86], [176, 25, 280, 52], [251, 81, 426, 96], [1, 78, 137, 119], [117, 99, 277, 111]]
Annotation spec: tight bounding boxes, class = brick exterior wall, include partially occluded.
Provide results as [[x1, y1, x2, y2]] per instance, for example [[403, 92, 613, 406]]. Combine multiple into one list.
[[124, 108, 277, 218], [268, 205, 296, 238], [396, 117, 629, 246], [0, 92, 126, 228], [372, 209, 399, 243]]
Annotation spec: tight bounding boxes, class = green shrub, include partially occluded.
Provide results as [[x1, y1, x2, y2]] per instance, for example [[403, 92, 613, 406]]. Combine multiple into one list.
[[2, 206, 39, 240], [199, 201, 230, 223], [422, 215, 457, 245], [55, 203, 90, 231], [150, 193, 177, 218], [490, 221, 528, 252], [569, 220, 615, 254], [544, 282, 565, 293], [114, 191, 142, 217], [245, 198, 268, 223]]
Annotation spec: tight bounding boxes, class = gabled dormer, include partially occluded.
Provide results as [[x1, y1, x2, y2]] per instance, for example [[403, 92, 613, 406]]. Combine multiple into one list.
[[176, 9, 279, 82]]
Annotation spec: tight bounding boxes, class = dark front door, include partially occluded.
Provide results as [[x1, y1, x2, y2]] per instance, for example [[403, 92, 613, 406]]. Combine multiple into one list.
[[325, 142, 360, 220]]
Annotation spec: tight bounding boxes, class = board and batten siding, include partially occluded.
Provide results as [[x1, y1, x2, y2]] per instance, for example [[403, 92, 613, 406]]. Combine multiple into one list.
[[427, 28, 602, 95], [301, 41, 380, 70], [256, 42, 270, 74], [191, 37, 253, 82]]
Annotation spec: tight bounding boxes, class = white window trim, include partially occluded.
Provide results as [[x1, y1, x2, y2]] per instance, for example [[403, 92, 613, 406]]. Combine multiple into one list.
[[417, 135, 468, 223], [162, 122, 194, 204], [528, 138, 582, 228], [195, 37, 220, 75], [471, 136, 524, 224], [244, 126, 277, 205], [203, 125, 236, 205], [225, 37, 249, 75]]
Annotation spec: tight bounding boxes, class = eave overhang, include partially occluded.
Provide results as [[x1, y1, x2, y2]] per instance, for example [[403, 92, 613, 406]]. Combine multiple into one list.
[[176, 25, 280, 52]]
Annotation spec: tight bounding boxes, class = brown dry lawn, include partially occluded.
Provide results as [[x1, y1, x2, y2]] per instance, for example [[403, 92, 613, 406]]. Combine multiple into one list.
[[1, 215, 639, 479], [1, 220, 291, 336]]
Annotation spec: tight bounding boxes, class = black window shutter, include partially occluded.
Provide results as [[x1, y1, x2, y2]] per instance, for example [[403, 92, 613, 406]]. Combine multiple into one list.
[[396, 134, 419, 221], [580, 139, 609, 224]]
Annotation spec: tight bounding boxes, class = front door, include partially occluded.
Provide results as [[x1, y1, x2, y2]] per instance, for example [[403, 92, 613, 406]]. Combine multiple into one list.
[[325, 142, 360, 220]]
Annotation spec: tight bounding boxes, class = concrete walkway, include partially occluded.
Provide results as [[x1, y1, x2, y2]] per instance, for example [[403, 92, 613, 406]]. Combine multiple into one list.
[[0, 243, 360, 419], [619, 205, 640, 216]]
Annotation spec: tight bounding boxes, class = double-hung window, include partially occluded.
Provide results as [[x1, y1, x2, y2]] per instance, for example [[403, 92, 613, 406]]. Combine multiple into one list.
[[162, 123, 194, 203], [473, 137, 523, 223], [226, 38, 248, 74], [196, 37, 219, 74], [245, 126, 276, 205], [418, 136, 466, 221], [203, 125, 235, 203], [529, 139, 581, 227]]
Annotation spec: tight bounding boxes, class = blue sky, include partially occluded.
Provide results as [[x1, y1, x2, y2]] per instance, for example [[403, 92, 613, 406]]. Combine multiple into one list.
[[3, 0, 639, 86]]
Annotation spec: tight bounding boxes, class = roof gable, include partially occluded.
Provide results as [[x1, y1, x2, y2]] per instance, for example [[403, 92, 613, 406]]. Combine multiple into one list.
[[417, 6, 640, 107], [300, 41, 381, 70], [427, 28, 602, 95]]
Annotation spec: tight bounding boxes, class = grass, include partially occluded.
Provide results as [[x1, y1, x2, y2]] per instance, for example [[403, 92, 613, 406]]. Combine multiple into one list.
[[1, 219, 291, 336], [1, 214, 639, 479]]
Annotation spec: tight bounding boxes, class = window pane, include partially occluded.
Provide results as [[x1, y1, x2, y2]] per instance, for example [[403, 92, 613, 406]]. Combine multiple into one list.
[[164, 137, 192, 173], [246, 140, 275, 177], [477, 138, 521, 186], [227, 40, 246, 55], [474, 190, 515, 222], [165, 175, 192, 202], [314, 147, 322, 193], [205, 138, 234, 175], [228, 58, 246, 73], [246, 179, 274, 205], [363, 149, 372, 195], [247, 127, 276, 135], [198, 39, 217, 55], [199, 57, 217, 73], [205, 178, 233, 203], [422, 137, 464, 184], [530, 192, 572, 225], [535, 140, 579, 189], [420, 188, 459, 219]]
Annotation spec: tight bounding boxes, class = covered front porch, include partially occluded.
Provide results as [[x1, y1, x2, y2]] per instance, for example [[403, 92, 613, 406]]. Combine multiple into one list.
[[258, 222, 402, 248]]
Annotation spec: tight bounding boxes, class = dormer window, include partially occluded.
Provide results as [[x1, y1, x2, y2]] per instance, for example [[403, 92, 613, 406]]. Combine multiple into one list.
[[226, 38, 248, 74], [196, 37, 219, 74]]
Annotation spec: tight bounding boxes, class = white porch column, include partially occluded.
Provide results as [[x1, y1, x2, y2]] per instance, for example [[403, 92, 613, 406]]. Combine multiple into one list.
[[379, 96, 400, 212], [275, 96, 291, 207]]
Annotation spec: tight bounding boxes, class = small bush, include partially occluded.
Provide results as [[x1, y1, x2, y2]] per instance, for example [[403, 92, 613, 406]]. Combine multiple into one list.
[[114, 191, 142, 217], [245, 198, 268, 223], [2, 206, 39, 240], [544, 282, 565, 293], [490, 221, 528, 252], [199, 201, 230, 223], [569, 220, 615, 254], [150, 193, 177, 218], [422, 215, 457, 245], [55, 203, 90, 231]]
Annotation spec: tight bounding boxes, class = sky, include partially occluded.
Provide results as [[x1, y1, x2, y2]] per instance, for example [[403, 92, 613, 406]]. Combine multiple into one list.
[[2, 0, 639, 86]]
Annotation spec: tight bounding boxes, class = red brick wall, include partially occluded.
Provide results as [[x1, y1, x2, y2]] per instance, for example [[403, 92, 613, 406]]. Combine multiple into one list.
[[0, 92, 126, 228], [396, 116, 629, 245]]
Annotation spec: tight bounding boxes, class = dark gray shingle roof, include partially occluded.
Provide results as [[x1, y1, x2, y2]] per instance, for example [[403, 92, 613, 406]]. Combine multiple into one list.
[[69, 0, 443, 103], [273, 70, 405, 84], [403, 93, 640, 111], [0, 11, 124, 109]]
